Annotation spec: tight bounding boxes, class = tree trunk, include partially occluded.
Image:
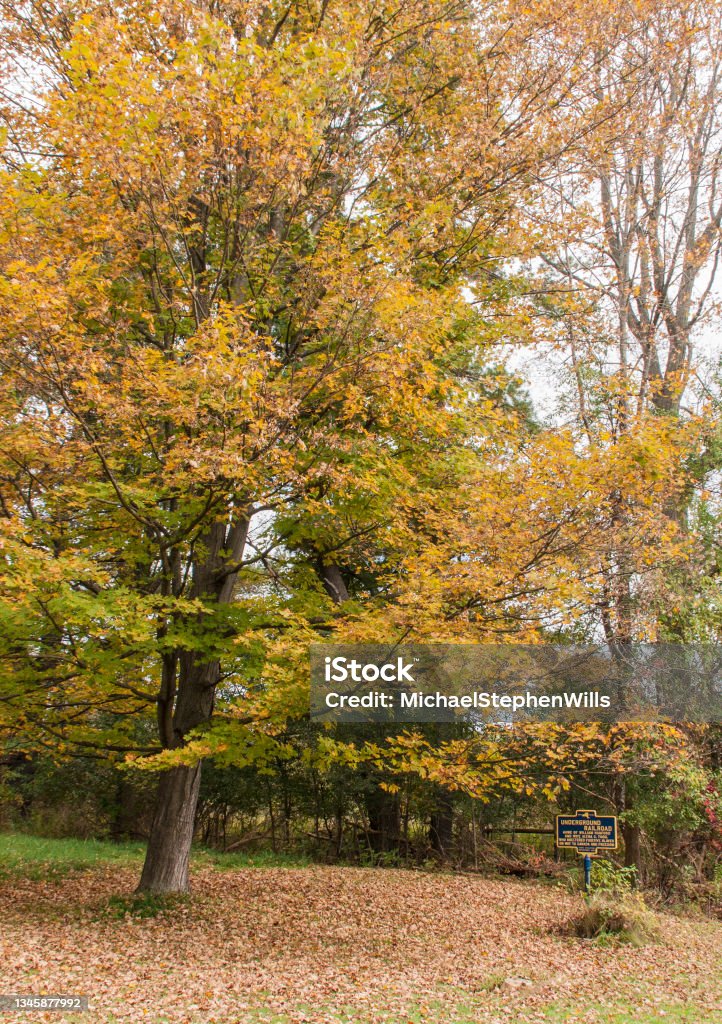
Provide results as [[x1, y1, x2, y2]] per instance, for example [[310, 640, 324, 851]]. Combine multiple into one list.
[[620, 786, 642, 882], [137, 515, 250, 893], [111, 777, 142, 841], [137, 651, 215, 892], [623, 819, 642, 879], [137, 763, 202, 893], [366, 785, 401, 854], [429, 789, 454, 858]]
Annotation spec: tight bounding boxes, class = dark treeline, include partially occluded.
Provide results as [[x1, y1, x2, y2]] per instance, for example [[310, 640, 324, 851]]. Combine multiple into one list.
[[3, 722, 721, 910]]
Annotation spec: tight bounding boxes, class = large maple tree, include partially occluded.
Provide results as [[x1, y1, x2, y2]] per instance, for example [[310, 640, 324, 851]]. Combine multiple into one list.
[[0, 0, 555, 891], [0, 0, 716, 892]]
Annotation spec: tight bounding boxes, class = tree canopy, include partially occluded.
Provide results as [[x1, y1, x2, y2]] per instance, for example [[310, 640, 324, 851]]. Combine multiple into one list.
[[1, 0, 721, 891]]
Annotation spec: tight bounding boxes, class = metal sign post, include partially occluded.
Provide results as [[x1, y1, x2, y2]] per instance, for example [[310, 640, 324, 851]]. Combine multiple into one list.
[[555, 810, 618, 893]]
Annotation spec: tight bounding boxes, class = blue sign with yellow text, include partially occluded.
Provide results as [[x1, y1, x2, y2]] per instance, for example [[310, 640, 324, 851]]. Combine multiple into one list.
[[556, 809, 618, 856]]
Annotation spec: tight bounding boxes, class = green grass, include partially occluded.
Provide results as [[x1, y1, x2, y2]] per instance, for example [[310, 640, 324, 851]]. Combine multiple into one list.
[[0, 832, 144, 880], [0, 831, 311, 881], [197, 847, 311, 870], [238, 998, 721, 1024], [152, 998, 719, 1024], [539, 1002, 717, 1023], [39, 1003, 721, 1024], [103, 890, 191, 919]]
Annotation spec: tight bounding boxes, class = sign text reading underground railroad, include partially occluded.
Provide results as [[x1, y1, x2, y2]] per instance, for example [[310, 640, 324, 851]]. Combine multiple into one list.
[[309, 644, 722, 723]]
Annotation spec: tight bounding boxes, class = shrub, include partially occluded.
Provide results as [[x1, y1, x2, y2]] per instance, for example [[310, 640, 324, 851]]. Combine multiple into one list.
[[570, 890, 660, 945], [589, 859, 638, 896]]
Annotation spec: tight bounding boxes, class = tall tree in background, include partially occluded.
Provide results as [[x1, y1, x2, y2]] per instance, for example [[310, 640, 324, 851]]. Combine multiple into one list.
[[505, 0, 722, 871], [509, 0, 722, 642]]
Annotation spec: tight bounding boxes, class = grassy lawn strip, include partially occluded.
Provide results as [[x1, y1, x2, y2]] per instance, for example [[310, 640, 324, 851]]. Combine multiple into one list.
[[0, 833, 144, 879], [0, 831, 310, 881], [537, 1000, 718, 1024], [26, 995, 716, 1019], [232, 997, 722, 1024], [91, 998, 718, 1024]]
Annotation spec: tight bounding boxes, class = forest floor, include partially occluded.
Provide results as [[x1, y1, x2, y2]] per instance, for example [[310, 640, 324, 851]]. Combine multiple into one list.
[[0, 834, 721, 1024]]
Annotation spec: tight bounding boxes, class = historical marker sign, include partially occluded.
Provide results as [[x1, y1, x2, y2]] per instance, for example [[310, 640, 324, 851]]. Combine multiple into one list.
[[555, 809, 618, 856]]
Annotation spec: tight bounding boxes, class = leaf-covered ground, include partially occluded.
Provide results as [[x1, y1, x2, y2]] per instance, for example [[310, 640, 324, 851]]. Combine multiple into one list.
[[1, 859, 721, 1024]]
